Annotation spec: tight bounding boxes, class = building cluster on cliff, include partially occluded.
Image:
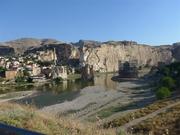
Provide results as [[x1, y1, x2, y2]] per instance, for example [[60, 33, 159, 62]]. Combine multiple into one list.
[[0, 49, 74, 83]]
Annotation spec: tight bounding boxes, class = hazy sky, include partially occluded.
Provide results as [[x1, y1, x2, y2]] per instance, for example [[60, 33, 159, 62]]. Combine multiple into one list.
[[0, 0, 180, 45]]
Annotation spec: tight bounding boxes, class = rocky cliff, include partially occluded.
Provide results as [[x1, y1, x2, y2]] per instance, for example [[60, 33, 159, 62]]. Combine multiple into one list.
[[78, 40, 173, 72], [1, 38, 179, 73], [172, 43, 180, 61], [25, 43, 80, 66], [0, 46, 15, 56]]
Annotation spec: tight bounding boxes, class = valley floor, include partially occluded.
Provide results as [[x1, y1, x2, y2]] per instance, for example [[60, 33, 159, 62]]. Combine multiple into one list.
[[0, 75, 180, 135], [40, 79, 155, 122]]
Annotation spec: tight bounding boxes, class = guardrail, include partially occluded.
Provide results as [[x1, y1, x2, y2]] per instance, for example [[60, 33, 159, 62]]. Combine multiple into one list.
[[0, 122, 44, 135]]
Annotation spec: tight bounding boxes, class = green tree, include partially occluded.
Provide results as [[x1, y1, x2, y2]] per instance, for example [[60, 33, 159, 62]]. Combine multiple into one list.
[[23, 69, 30, 77], [156, 87, 171, 99], [53, 77, 63, 84], [15, 76, 26, 83], [0, 67, 6, 72], [160, 76, 176, 89], [161, 67, 170, 76], [37, 61, 53, 67], [26, 77, 33, 83]]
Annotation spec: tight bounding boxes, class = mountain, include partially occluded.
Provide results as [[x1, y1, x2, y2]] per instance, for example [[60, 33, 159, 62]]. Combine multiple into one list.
[[0, 38, 64, 55]]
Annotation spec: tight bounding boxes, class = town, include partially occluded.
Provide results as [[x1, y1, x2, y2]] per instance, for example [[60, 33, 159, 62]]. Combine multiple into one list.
[[0, 49, 72, 84]]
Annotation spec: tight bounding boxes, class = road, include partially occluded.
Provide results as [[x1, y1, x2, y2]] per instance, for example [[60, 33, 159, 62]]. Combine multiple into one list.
[[118, 101, 180, 133]]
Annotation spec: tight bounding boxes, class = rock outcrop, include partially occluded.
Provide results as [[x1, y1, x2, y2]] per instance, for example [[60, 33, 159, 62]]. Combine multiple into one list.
[[0, 46, 15, 56], [0, 38, 179, 73], [25, 43, 80, 66], [172, 43, 180, 61], [78, 41, 173, 72]]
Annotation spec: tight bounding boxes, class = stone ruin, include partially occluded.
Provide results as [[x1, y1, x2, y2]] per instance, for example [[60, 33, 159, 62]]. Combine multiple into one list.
[[81, 64, 94, 81], [51, 66, 68, 79], [118, 60, 138, 78]]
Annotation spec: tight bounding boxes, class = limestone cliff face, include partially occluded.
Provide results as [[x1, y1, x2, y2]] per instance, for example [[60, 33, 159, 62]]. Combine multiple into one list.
[[79, 41, 173, 72], [0, 38, 178, 73], [38, 50, 57, 62], [25, 43, 80, 66]]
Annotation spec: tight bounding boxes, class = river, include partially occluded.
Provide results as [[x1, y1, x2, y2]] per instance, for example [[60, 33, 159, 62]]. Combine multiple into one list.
[[16, 73, 119, 108], [0, 73, 153, 121]]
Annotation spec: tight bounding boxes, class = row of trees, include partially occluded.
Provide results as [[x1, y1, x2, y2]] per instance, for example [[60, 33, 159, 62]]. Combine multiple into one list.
[[155, 62, 180, 99]]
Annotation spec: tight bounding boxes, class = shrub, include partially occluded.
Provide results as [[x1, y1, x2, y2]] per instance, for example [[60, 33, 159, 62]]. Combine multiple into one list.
[[37, 61, 53, 67], [160, 67, 170, 76], [156, 87, 171, 99], [26, 77, 33, 83], [176, 77, 180, 88], [160, 76, 176, 89], [53, 77, 63, 84], [15, 76, 26, 83], [23, 69, 30, 77], [15, 76, 33, 83], [0, 67, 6, 72]]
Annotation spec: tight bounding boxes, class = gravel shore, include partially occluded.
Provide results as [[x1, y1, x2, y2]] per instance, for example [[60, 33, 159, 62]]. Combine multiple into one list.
[[41, 79, 153, 121]]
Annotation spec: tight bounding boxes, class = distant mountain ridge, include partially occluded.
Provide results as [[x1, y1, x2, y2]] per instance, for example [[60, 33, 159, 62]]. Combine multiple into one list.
[[0, 38, 176, 55], [0, 38, 64, 55]]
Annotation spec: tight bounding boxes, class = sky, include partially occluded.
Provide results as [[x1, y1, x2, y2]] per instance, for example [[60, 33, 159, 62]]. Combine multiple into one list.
[[0, 0, 180, 45]]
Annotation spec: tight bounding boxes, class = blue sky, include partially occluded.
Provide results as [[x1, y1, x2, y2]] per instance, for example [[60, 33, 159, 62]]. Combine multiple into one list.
[[0, 0, 180, 45]]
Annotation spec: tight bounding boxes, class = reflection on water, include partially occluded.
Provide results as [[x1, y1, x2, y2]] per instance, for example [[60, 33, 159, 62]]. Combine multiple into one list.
[[0, 84, 35, 94], [34, 73, 118, 94], [94, 73, 118, 90], [14, 73, 119, 108], [35, 79, 94, 94]]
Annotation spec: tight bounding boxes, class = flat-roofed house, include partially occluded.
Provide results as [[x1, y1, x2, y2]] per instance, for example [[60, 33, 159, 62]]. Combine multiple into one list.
[[5, 70, 17, 80]]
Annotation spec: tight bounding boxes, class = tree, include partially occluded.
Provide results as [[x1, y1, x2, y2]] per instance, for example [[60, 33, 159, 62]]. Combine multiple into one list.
[[160, 67, 170, 76], [0, 67, 6, 72], [160, 76, 176, 89], [156, 87, 171, 99], [26, 77, 33, 83], [37, 61, 53, 67], [15, 76, 26, 83], [23, 69, 30, 77], [53, 77, 63, 84]]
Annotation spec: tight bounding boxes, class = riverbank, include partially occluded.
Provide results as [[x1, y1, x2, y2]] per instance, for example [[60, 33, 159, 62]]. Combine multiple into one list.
[[40, 78, 154, 123], [0, 91, 37, 103], [0, 102, 116, 135], [0, 73, 157, 135]]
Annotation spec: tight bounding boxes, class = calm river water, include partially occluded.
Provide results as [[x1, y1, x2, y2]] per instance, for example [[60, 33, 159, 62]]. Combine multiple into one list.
[[15, 73, 120, 108]]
